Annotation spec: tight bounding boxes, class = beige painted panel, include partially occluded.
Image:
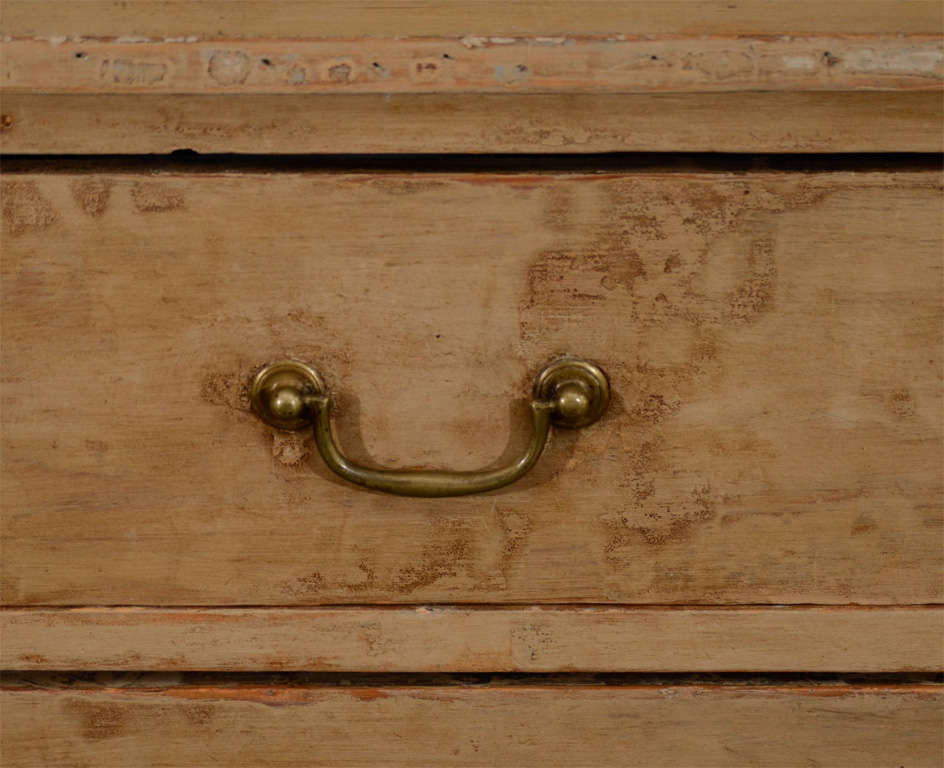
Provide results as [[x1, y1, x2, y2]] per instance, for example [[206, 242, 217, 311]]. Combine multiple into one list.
[[2, 684, 942, 767], [3, 91, 942, 155], [3, 607, 941, 672], [1, 171, 941, 606], [3, 1, 941, 38]]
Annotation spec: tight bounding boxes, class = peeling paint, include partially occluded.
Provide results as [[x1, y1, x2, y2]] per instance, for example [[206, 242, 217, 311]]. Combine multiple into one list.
[[782, 55, 818, 70], [460, 35, 488, 49], [843, 47, 943, 74], [5, 34, 942, 95], [207, 50, 251, 85]]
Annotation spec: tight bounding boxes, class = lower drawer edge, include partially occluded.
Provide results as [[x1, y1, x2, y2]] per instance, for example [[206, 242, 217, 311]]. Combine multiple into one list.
[[2, 680, 941, 767], [3, 606, 941, 673]]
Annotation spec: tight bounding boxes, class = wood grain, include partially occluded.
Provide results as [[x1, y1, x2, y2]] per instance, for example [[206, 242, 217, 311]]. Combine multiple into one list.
[[3, 1, 941, 38], [5, 92, 941, 154], [1, 171, 941, 606], [3, 607, 941, 672], [5, 36, 941, 94], [3, 2, 940, 153], [2, 683, 942, 767]]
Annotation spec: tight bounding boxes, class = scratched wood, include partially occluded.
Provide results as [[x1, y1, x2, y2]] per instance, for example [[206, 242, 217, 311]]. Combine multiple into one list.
[[5, 92, 941, 154], [2, 683, 942, 767], [1, 171, 941, 606], [5, 37, 942, 94], [3, 1, 942, 38], [3, 607, 941, 672], [2, 1, 941, 153]]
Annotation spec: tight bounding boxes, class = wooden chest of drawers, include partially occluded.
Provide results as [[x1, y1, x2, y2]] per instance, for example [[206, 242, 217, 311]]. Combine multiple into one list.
[[2, 3, 942, 766]]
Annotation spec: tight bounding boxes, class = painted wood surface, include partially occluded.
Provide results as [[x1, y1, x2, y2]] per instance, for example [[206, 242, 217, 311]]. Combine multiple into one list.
[[3, 607, 941, 672], [2, 2, 941, 153], [2, 683, 942, 767], [5, 36, 941, 95], [5, 91, 941, 154], [2, 170, 940, 607], [3, 1, 941, 38]]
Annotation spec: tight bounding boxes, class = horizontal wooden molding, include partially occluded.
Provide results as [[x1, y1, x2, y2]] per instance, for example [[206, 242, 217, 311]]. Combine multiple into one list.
[[3, 1, 942, 38], [2, 682, 941, 767], [3, 92, 941, 154], [3, 2, 938, 154], [3, 606, 941, 672], [3, 36, 942, 95]]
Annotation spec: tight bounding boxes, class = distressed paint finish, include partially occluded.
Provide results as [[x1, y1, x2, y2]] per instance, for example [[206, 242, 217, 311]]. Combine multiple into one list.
[[2, 684, 942, 767], [3, 607, 942, 672], [2, 171, 941, 607], [5, 91, 941, 154], [2, 2, 940, 154], [3, 36, 942, 94], [2, 0, 941, 38]]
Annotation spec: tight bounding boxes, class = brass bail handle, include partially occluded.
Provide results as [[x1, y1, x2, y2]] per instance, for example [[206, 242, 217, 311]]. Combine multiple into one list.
[[250, 358, 609, 497]]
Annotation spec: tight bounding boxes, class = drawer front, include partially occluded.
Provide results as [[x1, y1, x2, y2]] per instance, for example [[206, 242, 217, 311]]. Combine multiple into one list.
[[2, 170, 941, 607]]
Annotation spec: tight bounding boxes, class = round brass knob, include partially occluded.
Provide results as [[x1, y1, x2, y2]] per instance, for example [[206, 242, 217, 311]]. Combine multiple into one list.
[[533, 357, 609, 429], [269, 387, 305, 421], [250, 360, 325, 431], [555, 382, 592, 423]]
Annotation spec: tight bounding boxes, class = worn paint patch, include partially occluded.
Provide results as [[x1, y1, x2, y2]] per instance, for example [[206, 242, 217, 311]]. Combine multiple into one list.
[[207, 50, 251, 85], [472, 506, 536, 590], [106, 58, 167, 85], [843, 47, 944, 75], [65, 698, 128, 741], [183, 703, 215, 726], [512, 623, 555, 662], [520, 178, 832, 570], [200, 368, 251, 412], [271, 432, 311, 467], [71, 178, 114, 217], [411, 58, 441, 83], [130, 181, 184, 212], [888, 388, 917, 419], [393, 518, 475, 594], [324, 60, 353, 83], [2, 180, 57, 236], [602, 482, 715, 550], [283, 571, 325, 599]]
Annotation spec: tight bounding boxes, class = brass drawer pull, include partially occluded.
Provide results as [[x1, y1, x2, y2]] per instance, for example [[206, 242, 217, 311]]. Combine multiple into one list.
[[250, 358, 609, 497]]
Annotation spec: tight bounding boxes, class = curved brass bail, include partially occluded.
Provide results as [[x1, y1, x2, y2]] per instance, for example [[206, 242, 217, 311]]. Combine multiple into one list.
[[307, 395, 554, 497], [250, 358, 609, 497]]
